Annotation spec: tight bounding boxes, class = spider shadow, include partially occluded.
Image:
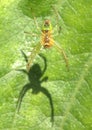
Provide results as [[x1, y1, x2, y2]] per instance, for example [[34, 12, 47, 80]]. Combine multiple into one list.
[[16, 51, 54, 125]]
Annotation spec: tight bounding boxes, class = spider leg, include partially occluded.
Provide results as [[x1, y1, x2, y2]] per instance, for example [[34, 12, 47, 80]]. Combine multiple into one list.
[[26, 42, 42, 72], [51, 5, 62, 34], [24, 7, 42, 36], [54, 42, 69, 71], [24, 31, 38, 37], [30, 8, 41, 33]]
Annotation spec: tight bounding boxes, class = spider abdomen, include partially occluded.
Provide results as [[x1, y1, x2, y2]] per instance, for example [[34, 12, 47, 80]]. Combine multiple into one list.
[[41, 30, 54, 48]]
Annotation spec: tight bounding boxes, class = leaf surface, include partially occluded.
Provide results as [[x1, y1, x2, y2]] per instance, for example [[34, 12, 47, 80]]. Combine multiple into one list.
[[0, 0, 92, 130]]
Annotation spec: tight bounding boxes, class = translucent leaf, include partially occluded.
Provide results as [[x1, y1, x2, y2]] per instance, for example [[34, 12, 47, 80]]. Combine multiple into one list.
[[0, 0, 92, 130]]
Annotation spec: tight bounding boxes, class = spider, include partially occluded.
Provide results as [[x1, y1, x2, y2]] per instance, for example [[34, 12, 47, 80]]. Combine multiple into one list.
[[25, 12, 69, 71]]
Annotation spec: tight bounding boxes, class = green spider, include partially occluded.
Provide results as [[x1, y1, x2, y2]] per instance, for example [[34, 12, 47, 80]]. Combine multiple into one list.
[[25, 19, 69, 71]]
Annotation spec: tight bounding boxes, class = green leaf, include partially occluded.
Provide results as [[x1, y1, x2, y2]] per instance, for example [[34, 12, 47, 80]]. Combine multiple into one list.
[[0, 0, 92, 130]]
